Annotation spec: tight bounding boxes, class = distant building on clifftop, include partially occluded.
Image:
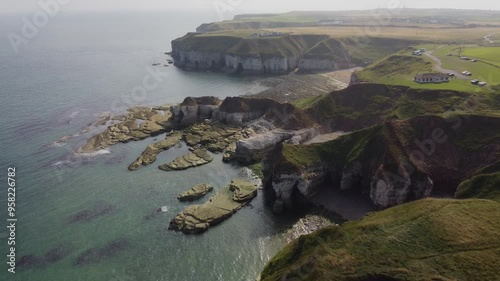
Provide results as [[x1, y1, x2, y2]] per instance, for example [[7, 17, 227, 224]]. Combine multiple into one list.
[[414, 73, 450, 83]]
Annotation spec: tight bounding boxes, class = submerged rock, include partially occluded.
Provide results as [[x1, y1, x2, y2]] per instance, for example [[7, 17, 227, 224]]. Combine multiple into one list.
[[45, 245, 72, 263], [169, 179, 258, 234], [17, 255, 44, 268], [66, 202, 117, 224], [75, 238, 129, 266], [158, 149, 213, 171], [177, 184, 213, 202]]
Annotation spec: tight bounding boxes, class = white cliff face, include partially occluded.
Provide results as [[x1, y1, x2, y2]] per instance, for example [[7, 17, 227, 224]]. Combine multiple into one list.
[[270, 165, 328, 213], [266, 147, 437, 212], [234, 128, 319, 163], [235, 130, 295, 163], [174, 50, 224, 70], [369, 169, 433, 208], [225, 55, 297, 73], [212, 110, 265, 127]]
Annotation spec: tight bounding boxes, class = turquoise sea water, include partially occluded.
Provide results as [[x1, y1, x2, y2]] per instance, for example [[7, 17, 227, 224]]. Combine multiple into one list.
[[0, 11, 290, 281]]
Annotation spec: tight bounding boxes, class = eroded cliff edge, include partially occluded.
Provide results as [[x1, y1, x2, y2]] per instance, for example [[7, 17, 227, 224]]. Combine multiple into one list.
[[262, 114, 500, 212]]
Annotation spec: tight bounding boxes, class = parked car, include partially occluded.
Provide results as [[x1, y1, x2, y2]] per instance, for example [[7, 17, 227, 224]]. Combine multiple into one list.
[[471, 59, 478, 62], [447, 73, 455, 77], [471, 79, 479, 85], [478, 82, 488, 87]]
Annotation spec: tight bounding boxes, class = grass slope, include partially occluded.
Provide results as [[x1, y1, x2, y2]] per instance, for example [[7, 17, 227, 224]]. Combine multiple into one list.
[[261, 198, 500, 281], [455, 161, 500, 202]]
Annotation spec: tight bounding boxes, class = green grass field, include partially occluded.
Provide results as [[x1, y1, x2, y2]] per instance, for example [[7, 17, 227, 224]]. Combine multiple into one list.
[[431, 46, 500, 86], [462, 46, 500, 66]]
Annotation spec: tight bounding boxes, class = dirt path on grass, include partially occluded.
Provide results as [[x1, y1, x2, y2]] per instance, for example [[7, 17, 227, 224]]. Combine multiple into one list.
[[484, 33, 500, 44], [304, 132, 346, 145], [424, 50, 467, 79]]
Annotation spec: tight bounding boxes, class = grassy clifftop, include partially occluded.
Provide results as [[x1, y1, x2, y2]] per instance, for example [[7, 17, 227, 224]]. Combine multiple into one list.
[[198, 10, 500, 32], [293, 83, 500, 134], [260, 198, 500, 281]]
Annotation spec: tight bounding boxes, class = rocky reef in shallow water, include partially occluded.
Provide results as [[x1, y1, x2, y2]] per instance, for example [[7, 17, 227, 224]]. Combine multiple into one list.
[[79, 106, 173, 154], [177, 184, 214, 202], [169, 179, 258, 234], [158, 149, 213, 171], [128, 131, 183, 171]]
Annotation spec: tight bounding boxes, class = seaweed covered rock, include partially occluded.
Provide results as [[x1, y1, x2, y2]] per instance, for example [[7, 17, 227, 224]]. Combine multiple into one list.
[[229, 179, 258, 202], [169, 179, 258, 234], [177, 184, 214, 202], [158, 149, 213, 171], [79, 106, 173, 153], [182, 122, 248, 153], [128, 132, 183, 171]]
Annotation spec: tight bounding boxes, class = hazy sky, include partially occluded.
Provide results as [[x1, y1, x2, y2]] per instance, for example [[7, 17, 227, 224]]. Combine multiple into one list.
[[2, 0, 500, 14]]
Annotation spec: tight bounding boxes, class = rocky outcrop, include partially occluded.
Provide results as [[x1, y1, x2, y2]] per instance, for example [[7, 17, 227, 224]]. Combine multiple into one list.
[[171, 96, 221, 127], [182, 122, 249, 152], [177, 184, 213, 202], [128, 132, 183, 171], [267, 162, 332, 214], [158, 149, 213, 171], [169, 179, 258, 234], [212, 97, 282, 126]]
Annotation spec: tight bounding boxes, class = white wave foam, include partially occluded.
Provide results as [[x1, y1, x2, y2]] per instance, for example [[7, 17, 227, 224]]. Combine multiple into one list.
[[78, 148, 111, 157], [49, 142, 66, 148], [69, 111, 80, 119], [51, 160, 67, 167]]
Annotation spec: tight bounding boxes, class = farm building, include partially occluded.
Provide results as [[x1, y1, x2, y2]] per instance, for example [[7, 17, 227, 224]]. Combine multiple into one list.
[[414, 73, 450, 83]]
